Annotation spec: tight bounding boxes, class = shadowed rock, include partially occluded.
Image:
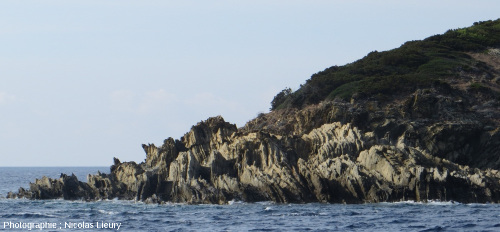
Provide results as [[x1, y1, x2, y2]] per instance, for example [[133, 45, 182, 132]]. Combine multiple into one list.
[[8, 21, 500, 204], [8, 114, 500, 204]]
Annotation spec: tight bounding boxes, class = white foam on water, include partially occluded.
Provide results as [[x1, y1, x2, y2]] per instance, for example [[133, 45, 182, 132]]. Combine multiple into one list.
[[227, 199, 246, 205], [98, 209, 117, 215], [381, 200, 461, 206], [256, 201, 275, 206]]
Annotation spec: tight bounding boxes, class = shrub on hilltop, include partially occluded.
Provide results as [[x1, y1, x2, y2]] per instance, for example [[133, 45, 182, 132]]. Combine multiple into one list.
[[271, 19, 500, 110]]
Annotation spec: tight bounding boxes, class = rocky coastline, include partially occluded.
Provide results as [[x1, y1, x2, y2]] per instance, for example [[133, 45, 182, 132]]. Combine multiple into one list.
[[7, 94, 500, 204], [7, 20, 500, 204]]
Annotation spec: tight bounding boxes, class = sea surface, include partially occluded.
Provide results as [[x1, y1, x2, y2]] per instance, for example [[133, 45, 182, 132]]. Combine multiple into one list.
[[1, 167, 500, 231]]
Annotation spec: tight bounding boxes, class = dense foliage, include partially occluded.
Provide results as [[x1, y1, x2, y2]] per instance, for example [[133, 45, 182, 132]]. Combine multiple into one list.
[[271, 19, 500, 110], [270, 87, 292, 110]]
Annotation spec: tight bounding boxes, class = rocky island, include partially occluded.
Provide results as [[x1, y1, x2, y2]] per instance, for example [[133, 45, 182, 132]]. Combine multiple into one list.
[[8, 19, 500, 204]]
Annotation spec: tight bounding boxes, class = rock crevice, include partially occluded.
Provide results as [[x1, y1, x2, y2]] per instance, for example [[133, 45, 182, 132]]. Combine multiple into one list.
[[8, 112, 500, 204]]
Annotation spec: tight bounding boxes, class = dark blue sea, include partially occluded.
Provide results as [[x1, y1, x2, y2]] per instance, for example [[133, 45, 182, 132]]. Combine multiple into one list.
[[1, 167, 500, 231]]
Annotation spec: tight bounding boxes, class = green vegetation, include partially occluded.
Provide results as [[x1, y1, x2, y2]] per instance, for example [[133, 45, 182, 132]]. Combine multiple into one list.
[[270, 87, 292, 110], [469, 82, 488, 90], [271, 19, 500, 110]]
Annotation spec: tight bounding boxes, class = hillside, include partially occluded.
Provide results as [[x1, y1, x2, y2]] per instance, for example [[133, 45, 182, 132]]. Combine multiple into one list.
[[271, 19, 500, 109], [8, 19, 500, 204], [245, 19, 500, 170]]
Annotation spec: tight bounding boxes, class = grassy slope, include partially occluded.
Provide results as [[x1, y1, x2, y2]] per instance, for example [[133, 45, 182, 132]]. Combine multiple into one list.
[[272, 19, 500, 110]]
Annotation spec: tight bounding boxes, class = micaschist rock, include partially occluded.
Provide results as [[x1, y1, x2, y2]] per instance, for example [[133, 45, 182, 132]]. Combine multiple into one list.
[[8, 111, 500, 203], [8, 20, 500, 204]]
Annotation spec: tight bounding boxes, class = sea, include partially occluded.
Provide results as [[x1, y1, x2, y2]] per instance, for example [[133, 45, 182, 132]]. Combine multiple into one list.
[[1, 167, 500, 232]]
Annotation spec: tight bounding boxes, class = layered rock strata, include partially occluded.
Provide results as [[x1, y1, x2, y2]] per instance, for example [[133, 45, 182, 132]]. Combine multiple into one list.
[[7, 40, 500, 204], [8, 111, 500, 204]]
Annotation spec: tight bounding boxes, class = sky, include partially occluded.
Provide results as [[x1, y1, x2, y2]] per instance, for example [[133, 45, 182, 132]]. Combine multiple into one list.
[[1, 0, 500, 167]]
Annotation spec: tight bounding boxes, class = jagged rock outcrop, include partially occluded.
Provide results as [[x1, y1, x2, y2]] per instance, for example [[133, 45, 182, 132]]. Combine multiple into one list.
[[8, 20, 500, 204], [7, 174, 96, 200], [8, 113, 500, 204]]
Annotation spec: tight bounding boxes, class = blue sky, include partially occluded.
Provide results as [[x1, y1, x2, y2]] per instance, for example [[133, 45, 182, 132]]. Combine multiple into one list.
[[1, 1, 499, 166]]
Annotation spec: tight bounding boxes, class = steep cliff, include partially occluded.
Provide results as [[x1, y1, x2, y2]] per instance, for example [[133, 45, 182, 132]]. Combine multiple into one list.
[[8, 20, 500, 204]]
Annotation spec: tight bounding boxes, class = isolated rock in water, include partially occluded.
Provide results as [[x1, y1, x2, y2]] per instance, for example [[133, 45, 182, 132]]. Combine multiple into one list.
[[7, 174, 95, 200]]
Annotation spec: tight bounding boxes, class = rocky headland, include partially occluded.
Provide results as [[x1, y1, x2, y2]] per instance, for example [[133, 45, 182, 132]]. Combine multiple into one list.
[[8, 19, 500, 204]]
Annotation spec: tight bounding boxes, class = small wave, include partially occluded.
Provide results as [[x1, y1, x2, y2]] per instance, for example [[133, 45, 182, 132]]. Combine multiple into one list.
[[426, 200, 459, 206], [98, 209, 117, 215], [161, 202, 189, 207], [466, 203, 490, 207], [407, 225, 426, 229], [343, 211, 361, 216], [63, 200, 89, 205], [105, 198, 134, 204], [228, 199, 246, 205], [249, 229, 274, 232], [344, 222, 370, 229], [419, 225, 446, 231], [461, 223, 477, 228], [390, 219, 415, 224], [212, 215, 224, 221], [384, 200, 460, 206], [285, 212, 320, 217], [255, 201, 275, 206], [1, 212, 57, 219], [261, 207, 278, 215], [118, 211, 141, 216]]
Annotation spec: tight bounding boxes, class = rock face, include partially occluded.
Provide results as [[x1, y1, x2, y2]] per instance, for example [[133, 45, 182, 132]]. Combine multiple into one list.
[[8, 105, 500, 203], [7, 27, 500, 204]]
